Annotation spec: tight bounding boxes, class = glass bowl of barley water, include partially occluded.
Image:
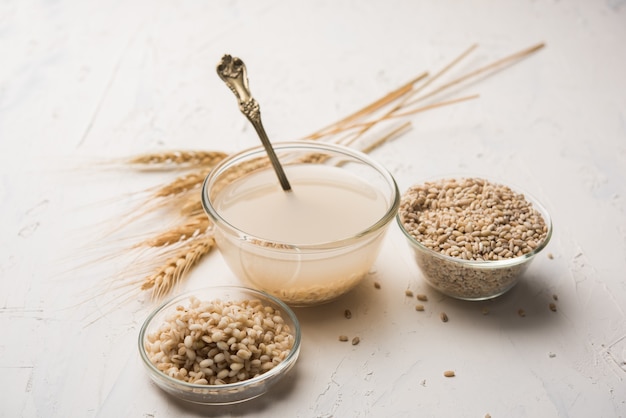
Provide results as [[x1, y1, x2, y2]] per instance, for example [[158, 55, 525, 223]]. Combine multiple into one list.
[[201, 141, 400, 306]]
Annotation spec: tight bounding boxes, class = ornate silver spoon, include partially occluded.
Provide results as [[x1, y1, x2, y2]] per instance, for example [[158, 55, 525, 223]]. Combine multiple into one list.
[[217, 55, 292, 191]]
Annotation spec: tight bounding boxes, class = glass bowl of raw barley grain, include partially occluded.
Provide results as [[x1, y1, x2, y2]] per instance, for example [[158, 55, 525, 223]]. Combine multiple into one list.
[[138, 286, 301, 404], [397, 177, 552, 300]]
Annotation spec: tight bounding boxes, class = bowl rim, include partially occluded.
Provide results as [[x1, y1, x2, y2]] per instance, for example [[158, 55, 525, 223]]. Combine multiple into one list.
[[201, 140, 401, 250], [396, 175, 553, 268], [138, 285, 302, 393]]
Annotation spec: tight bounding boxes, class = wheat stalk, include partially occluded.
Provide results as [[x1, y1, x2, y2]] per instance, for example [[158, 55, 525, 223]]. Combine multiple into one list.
[[154, 168, 213, 198], [336, 44, 479, 146], [137, 214, 211, 247], [140, 236, 216, 300], [303, 71, 430, 142], [403, 42, 545, 108], [180, 194, 204, 217], [127, 150, 228, 170], [360, 121, 413, 154], [348, 94, 480, 132], [301, 42, 545, 148]]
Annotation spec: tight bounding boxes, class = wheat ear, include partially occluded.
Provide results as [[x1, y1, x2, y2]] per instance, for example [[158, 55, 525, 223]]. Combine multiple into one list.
[[154, 168, 212, 198], [141, 236, 216, 300], [137, 214, 211, 248], [127, 150, 227, 170], [180, 194, 204, 217]]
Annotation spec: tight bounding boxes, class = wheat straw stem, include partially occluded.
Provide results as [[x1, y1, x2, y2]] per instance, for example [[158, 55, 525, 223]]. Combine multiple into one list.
[[356, 94, 480, 127], [339, 94, 478, 147], [301, 72, 428, 141], [383, 44, 478, 119], [346, 43, 478, 147], [339, 44, 477, 146], [305, 46, 477, 146], [334, 43, 543, 147], [404, 42, 545, 107], [360, 121, 413, 154]]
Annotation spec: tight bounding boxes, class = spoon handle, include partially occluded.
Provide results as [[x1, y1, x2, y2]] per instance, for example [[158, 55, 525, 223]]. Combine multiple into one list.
[[217, 55, 292, 191]]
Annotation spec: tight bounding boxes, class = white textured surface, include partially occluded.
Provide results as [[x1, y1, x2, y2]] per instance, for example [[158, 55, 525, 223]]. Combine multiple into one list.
[[1, 1, 625, 417]]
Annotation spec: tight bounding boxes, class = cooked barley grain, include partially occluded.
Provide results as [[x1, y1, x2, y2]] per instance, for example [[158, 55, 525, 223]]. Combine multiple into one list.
[[145, 296, 294, 385]]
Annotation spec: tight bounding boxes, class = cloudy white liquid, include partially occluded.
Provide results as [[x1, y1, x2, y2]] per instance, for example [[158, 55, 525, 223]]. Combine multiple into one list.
[[214, 164, 388, 245], [211, 162, 393, 306]]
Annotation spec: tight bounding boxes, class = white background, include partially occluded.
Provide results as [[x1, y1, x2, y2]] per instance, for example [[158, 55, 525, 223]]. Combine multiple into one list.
[[1, 1, 625, 417]]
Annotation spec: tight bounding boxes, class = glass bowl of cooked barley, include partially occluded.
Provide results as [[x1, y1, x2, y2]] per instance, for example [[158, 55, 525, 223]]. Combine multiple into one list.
[[397, 177, 552, 300], [138, 286, 301, 404]]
